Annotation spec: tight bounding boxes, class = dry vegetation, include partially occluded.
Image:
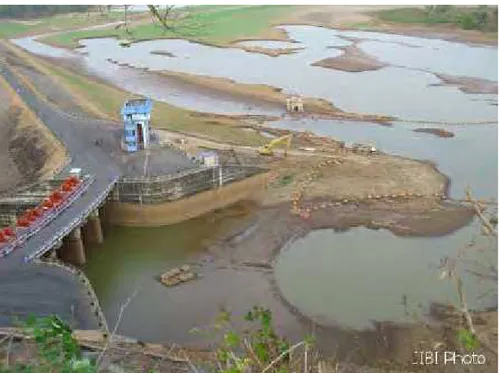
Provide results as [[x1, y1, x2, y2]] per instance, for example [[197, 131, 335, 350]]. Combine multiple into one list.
[[0, 73, 67, 194]]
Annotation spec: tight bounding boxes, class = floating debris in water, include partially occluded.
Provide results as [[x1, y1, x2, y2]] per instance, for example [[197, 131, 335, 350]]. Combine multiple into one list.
[[159, 265, 198, 287]]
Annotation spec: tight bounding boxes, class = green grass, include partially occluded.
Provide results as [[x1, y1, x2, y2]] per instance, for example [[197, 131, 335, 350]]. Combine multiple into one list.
[[42, 5, 296, 48], [31, 55, 266, 146], [0, 22, 31, 38], [375, 6, 498, 32], [376, 7, 453, 24], [0, 11, 126, 39]]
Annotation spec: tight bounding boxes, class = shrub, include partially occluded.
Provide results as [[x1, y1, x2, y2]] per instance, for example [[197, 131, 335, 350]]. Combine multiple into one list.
[[0, 315, 96, 373]]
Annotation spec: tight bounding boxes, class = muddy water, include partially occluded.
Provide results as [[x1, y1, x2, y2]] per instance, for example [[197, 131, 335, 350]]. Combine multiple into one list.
[[269, 118, 497, 328], [14, 25, 498, 120], [275, 225, 497, 330], [11, 26, 498, 339], [85, 205, 266, 343], [268, 119, 498, 199], [74, 26, 498, 120], [11, 38, 284, 116], [74, 34, 497, 121]]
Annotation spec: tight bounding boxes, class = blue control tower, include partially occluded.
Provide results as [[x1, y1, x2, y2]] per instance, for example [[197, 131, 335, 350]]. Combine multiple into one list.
[[121, 98, 153, 152]]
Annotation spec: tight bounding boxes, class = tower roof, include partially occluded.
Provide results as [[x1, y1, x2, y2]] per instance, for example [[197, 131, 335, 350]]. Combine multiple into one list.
[[121, 98, 153, 115]]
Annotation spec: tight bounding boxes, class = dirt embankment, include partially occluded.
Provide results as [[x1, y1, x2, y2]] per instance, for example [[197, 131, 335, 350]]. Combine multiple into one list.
[[434, 73, 498, 94], [0, 72, 67, 194], [153, 70, 394, 123], [198, 198, 478, 369], [312, 43, 387, 72], [238, 45, 304, 57], [261, 150, 448, 207]]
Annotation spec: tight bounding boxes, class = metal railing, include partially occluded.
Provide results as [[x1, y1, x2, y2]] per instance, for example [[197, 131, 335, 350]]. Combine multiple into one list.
[[23, 175, 120, 263], [0, 176, 94, 260]]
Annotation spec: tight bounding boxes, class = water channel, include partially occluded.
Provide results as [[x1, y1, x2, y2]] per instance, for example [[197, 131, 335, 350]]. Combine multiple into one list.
[[12, 24, 498, 342]]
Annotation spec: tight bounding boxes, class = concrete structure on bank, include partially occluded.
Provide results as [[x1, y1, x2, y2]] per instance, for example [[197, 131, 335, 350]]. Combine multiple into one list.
[[103, 171, 267, 226], [0, 164, 266, 267], [58, 209, 104, 266], [286, 95, 304, 113]]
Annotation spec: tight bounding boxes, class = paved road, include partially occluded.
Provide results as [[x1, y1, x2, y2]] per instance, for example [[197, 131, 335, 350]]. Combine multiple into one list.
[[0, 64, 120, 270], [0, 57, 200, 328], [0, 63, 122, 328]]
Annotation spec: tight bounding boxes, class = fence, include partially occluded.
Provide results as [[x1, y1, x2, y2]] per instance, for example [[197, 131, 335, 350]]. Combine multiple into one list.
[[0, 178, 73, 226], [109, 164, 268, 205], [0, 176, 94, 260], [23, 175, 119, 264]]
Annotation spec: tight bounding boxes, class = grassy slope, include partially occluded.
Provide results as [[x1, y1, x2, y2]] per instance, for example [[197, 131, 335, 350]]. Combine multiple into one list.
[[3, 41, 266, 146], [42, 5, 296, 48], [47, 66, 267, 145], [0, 11, 128, 39]]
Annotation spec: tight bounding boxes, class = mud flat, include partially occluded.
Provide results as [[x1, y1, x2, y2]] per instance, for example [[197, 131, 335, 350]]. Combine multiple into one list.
[[413, 127, 455, 138], [197, 198, 477, 366], [156, 70, 394, 123], [209, 200, 473, 267], [261, 151, 449, 207], [435, 73, 498, 94], [157, 70, 338, 115], [312, 44, 387, 72], [150, 50, 176, 58], [238, 45, 304, 57]]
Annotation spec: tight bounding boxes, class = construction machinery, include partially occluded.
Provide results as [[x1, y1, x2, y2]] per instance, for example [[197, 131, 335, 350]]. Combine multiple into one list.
[[351, 142, 377, 154], [258, 134, 293, 156]]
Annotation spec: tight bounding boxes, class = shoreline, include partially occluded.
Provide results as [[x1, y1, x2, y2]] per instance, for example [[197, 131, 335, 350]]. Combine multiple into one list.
[[434, 73, 498, 95], [149, 69, 395, 123], [195, 197, 476, 362]]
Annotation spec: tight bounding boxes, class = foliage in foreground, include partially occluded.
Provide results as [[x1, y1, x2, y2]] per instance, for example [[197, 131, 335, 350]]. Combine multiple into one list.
[[193, 306, 315, 373], [0, 315, 95, 373], [0, 306, 316, 373]]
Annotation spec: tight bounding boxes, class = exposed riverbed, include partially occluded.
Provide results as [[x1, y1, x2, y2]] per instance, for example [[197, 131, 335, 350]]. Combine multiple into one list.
[[13, 25, 498, 120], [10, 23, 498, 358]]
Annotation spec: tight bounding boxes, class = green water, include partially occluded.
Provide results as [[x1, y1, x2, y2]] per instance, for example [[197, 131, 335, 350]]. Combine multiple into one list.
[[84, 205, 255, 341]]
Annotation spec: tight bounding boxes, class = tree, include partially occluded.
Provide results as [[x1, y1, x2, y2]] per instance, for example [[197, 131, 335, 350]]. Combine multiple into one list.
[[148, 5, 177, 31], [0, 5, 93, 19], [472, 5, 489, 30]]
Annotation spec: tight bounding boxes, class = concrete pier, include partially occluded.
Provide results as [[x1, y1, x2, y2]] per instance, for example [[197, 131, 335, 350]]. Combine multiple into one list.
[[61, 227, 86, 266], [82, 209, 103, 245]]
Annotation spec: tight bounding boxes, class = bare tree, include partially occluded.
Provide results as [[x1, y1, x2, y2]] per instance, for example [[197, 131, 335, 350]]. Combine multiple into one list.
[[124, 5, 130, 33], [439, 188, 497, 355], [146, 5, 206, 37], [148, 5, 177, 31]]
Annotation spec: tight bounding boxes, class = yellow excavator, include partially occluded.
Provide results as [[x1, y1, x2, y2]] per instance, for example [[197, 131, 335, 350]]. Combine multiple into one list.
[[258, 134, 293, 156]]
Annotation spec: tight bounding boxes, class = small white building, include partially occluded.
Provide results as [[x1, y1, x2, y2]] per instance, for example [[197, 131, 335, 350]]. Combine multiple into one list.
[[286, 96, 304, 113], [197, 151, 219, 167]]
